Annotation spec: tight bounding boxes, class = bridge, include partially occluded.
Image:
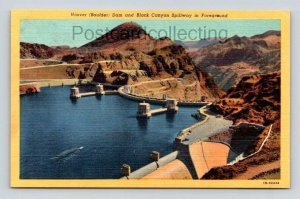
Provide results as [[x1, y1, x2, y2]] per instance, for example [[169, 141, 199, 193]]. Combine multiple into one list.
[[79, 92, 97, 97], [136, 99, 179, 118], [69, 84, 118, 99], [150, 108, 168, 115]]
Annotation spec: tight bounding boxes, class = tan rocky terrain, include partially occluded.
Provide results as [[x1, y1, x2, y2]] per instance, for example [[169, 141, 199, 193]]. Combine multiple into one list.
[[211, 71, 280, 125], [81, 22, 174, 51], [190, 31, 280, 90], [202, 122, 280, 179], [20, 23, 282, 180], [20, 22, 223, 100], [20, 83, 40, 95], [202, 72, 281, 179], [20, 42, 59, 59]]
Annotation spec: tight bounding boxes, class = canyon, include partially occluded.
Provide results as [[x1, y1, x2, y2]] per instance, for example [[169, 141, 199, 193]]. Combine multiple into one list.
[[20, 22, 281, 180]]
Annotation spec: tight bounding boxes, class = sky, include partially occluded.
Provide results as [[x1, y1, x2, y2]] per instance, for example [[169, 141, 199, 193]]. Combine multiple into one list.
[[20, 19, 280, 47]]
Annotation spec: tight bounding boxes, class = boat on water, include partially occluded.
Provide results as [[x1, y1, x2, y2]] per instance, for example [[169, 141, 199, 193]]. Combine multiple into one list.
[[50, 146, 84, 160]]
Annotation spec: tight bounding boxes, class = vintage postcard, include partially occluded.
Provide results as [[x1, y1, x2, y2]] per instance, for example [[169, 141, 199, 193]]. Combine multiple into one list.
[[11, 10, 290, 188]]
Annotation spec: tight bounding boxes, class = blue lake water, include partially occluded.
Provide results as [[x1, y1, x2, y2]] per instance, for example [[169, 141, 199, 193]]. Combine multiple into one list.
[[20, 86, 199, 179]]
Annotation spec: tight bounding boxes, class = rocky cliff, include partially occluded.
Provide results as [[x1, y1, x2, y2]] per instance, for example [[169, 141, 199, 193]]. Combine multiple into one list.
[[20, 22, 224, 100], [20, 83, 41, 95], [211, 72, 280, 125], [80, 22, 224, 100], [80, 22, 173, 52], [203, 72, 281, 179], [20, 42, 58, 59], [190, 31, 280, 90]]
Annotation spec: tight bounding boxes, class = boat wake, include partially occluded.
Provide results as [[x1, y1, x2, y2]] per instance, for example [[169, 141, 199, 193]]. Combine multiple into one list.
[[50, 146, 84, 162]]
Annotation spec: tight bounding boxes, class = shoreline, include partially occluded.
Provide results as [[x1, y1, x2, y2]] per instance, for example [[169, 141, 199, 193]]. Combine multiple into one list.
[[20, 79, 88, 88], [20, 79, 209, 107], [20, 79, 236, 180], [118, 86, 208, 107], [20, 80, 268, 180], [174, 104, 211, 143]]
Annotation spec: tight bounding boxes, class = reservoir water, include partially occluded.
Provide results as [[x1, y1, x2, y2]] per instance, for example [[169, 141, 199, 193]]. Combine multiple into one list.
[[20, 86, 199, 179]]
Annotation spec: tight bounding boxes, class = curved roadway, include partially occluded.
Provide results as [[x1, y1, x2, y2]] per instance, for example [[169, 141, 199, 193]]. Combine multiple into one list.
[[182, 106, 233, 145]]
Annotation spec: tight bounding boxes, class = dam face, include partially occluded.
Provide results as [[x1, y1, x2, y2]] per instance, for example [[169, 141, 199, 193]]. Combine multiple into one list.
[[20, 86, 199, 179]]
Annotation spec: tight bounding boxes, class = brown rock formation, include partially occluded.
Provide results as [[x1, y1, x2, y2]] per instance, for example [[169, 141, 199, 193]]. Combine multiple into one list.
[[80, 22, 173, 52], [190, 31, 280, 90], [83, 22, 223, 100], [211, 72, 280, 125], [202, 122, 280, 180], [20, 83, 40, 95], [20, 22, 223, 100], [202, 72, 281, 179], [20, 42, 58, 59]]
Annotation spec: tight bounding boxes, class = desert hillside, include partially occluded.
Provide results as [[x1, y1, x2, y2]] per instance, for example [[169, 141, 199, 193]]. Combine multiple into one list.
[[190, 31, 280, 90], [20, 42, 59, 59], [20, 22, 223, 101], [203, 72, 280, 179], [211, 71, 280, 125], [80, 22, 173, 52]]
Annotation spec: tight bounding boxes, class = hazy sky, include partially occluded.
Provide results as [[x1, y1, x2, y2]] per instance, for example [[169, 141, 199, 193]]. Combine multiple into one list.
[[20, 19, 280, 47]]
